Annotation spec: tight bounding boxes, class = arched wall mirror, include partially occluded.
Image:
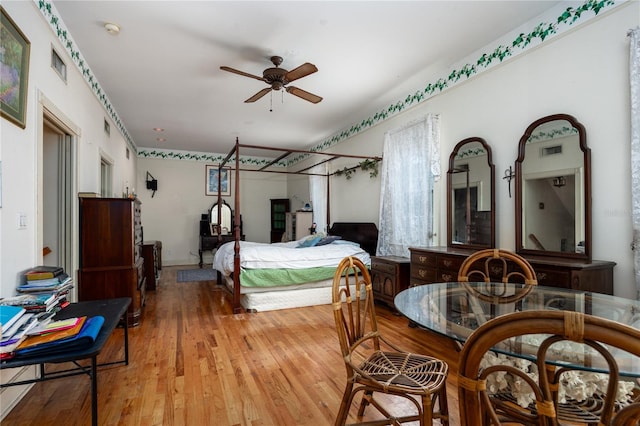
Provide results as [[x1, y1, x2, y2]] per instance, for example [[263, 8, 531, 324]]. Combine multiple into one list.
[[515, 114, 591, 260], [210, 200, 232, 235], [447, 137, 495, 249]]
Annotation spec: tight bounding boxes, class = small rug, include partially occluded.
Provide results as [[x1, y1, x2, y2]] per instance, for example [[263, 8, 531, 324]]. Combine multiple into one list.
[[177, 268, 217, 283]]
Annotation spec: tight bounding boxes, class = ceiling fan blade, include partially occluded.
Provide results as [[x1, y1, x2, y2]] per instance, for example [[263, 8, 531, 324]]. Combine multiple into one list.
[[245, 88, 272, 103], [220, 66, 265, 82], [286, 86, 323, 104], [285, 63, 318, 83]]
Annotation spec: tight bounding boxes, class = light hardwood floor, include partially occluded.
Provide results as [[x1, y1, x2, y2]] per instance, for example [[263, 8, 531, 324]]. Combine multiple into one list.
[[3, 265, 461, 425]]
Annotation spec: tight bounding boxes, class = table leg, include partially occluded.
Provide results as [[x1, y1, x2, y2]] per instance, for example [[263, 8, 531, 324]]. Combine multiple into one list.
[[123, 310, 129, 365], [198, 249, 204, 268], [91, 356, 97, 426]]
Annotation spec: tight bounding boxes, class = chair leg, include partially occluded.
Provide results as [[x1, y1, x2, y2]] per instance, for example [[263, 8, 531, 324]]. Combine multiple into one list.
[[357, 389, 374, 417], [437, 387, 449, 426], [335, 382, 355, 426], [421, 394, 433, 426]]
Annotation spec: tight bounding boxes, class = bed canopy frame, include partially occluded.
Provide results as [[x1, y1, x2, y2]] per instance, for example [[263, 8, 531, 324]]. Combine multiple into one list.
[[214, 137, 382, 313]]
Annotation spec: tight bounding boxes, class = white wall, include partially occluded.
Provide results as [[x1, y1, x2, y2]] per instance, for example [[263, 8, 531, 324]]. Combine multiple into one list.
[[135, 3, 638, 297], [136, 157, 288, 265], [1, 2, 137, 417], [1, 1, 137, 297], [317, 2, 638, 298]]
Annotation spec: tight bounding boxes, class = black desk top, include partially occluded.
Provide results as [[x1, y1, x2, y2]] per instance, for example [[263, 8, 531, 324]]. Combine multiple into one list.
[[1, 298, 130, 368]]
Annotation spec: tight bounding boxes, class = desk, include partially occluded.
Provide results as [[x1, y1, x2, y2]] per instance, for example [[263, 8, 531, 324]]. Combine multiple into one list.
[[395, 283, 640, 376], [0, 298, 131, 426]]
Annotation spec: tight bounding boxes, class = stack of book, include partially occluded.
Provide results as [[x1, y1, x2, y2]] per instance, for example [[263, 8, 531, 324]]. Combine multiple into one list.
[[0, 265, 75, 359], [12, 266, 74, 312], [1, 305, 36, 358]]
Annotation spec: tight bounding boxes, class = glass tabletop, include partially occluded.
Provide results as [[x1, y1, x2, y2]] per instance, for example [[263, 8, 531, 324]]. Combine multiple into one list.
[[394, 282, 640, 377]]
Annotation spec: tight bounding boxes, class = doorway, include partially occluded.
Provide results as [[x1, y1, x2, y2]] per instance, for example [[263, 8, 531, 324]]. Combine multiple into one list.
[[40, 104, 76, 277]]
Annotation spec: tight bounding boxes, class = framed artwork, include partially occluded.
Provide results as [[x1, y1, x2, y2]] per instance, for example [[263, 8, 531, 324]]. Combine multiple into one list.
[[205, 165, 231, 196], [0, 7, 31, 129]]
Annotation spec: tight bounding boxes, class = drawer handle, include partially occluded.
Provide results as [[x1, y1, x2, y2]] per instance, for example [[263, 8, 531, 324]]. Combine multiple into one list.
[[536, 272, 547, 281], [443, 260, 453, 268], [442, 273, 453, 282], [419, 256, 427, 262], [418, 270, 427, 278]]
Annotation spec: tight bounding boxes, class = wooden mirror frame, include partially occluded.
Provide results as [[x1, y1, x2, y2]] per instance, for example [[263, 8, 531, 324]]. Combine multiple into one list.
[[515, 113, 591, 260], [447, 137, 496, 250], [210, 199, 232, 235]]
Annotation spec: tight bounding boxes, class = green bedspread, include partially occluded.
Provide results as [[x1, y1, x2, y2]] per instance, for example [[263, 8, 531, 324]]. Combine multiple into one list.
[[239, 267, 338, 288]]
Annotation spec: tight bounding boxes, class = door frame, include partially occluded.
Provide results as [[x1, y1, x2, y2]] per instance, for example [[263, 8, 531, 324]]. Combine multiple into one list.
[[37, 91, 78, 298]]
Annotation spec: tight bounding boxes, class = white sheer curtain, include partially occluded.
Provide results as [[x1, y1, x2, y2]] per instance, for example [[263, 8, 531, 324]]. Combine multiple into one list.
[[629, 27, 640, 299], [377, 114, 441, 257], [309, 163, 328, 234]]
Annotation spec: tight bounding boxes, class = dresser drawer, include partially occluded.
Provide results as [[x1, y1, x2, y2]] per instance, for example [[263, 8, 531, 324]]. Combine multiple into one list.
[[436, 270, 457, 282], [372, 260, 397, 275], [411, 251, 437, 268], [532, 268, 571, 288], [136, 257, 145, 288], [411, 265, 437, 282], [437, 255, 464, 272]]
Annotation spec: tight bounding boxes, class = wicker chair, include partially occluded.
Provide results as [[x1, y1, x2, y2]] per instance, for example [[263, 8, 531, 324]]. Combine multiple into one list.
[[458, 310, 640, 425], [458, 249, 537, 304], [332, 256, 449, 425]]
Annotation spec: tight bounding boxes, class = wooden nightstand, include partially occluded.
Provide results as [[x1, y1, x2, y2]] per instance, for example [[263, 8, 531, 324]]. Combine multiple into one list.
[[370, 256, 410, 309]]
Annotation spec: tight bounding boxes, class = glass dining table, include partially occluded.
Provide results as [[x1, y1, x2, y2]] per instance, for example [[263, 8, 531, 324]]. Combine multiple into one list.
[[394, 282, 640, 377]]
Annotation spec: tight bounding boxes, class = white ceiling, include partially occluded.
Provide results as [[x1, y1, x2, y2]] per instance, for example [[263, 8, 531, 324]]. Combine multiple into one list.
[[52, 1, 562, 156]]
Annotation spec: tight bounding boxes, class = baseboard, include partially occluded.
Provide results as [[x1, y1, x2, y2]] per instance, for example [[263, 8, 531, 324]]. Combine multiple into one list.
[[0, 365, 37, 420]]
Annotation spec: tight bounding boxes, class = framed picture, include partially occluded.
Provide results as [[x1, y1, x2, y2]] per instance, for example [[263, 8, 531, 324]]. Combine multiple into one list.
[[205, 165, 231, 196], [0, 7, 31, 129]]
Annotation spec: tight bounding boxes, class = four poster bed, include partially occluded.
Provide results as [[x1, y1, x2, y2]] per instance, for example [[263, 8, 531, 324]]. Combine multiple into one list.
[[211, 138, 381, 313]]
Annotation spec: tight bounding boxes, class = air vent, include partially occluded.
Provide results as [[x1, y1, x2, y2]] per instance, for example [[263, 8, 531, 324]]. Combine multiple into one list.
[[51, 48, 67, 82], [541, 145, 562, 156]]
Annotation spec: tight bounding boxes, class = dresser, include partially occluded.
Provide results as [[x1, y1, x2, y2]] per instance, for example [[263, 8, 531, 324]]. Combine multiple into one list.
[[199, 234, 236, 268], [409, 246, 615, 295], [142, 241, 162, 290], [78, 197, 145, 326], [285, 211, 313, 241], [370, 256, 410, 309]]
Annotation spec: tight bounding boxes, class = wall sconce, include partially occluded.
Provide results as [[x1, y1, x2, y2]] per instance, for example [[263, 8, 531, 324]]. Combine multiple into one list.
[[146, 172, 158, 197], [553, 176, 566, 188]]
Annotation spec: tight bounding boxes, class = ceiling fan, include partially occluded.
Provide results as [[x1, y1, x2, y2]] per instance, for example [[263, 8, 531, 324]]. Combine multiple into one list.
[[220, 56, 322, 104]]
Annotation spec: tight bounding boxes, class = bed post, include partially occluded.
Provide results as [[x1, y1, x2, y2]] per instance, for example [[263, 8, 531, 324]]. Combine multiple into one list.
[[216, 166, 223, 243], [233, 137, 242, 314], [326, 172, 331, 233]]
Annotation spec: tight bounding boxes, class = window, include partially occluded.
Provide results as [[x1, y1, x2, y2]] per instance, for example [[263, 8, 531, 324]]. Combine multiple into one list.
[[377, 115, 440, 257]]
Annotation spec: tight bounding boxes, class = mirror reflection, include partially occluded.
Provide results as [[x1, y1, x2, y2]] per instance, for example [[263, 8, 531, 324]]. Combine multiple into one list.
[[447, 137, 495, 249], [516, 114, 590, 260], [210, 200, 232, 235]]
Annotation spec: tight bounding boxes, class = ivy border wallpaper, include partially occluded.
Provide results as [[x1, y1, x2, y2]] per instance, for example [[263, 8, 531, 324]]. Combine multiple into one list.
[[35, 0, 620, 166]]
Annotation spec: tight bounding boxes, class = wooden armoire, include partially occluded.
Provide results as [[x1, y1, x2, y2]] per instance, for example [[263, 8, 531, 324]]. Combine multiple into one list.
[[78, 197, 145, 325]]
